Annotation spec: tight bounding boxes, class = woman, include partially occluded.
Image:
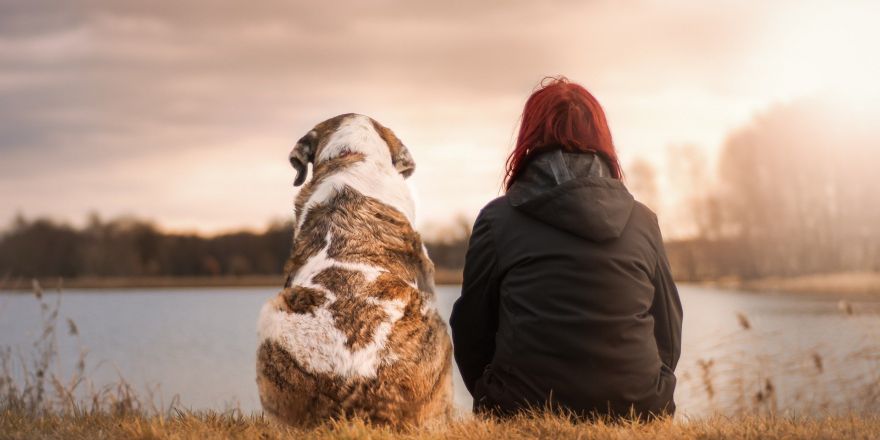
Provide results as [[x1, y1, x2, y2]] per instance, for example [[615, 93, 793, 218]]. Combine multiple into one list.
[[450, 77, 682, 420]]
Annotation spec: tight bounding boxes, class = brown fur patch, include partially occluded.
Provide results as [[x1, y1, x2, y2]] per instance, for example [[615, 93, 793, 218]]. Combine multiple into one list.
[[311, 114, 355, 155], [370, 119, 405, 159], [311, 267, 389, 350], [364, 272, 418, 303], [281, 286, 327, 315], [370, 118, 414, 177], [321, 187, 425, 284], [311, 267, 364, 298], [328, 294, 387, 351]]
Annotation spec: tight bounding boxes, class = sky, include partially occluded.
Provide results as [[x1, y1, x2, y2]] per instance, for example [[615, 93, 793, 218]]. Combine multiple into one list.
[[1, 0, 878, 237]]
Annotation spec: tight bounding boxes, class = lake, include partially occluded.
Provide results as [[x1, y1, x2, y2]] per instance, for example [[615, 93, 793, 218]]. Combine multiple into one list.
[[1, 284, 879, 417]]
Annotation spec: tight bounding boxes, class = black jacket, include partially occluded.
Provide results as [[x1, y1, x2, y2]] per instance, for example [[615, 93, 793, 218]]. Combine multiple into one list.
[[450, 150, 682, 419]]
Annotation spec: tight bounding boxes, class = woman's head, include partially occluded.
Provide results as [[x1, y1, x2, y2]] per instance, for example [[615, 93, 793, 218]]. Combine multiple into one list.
[[504, 77, 621, 190]]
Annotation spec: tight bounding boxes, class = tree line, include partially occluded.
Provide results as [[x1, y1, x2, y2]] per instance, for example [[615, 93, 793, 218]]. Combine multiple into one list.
[[0, 214, 471, 281]]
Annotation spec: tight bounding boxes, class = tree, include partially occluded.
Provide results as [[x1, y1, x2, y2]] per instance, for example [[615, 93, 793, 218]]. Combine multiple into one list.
[[627, 158, 660, 212]]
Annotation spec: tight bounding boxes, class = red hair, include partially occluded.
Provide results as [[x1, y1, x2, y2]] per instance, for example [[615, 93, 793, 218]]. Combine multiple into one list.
[[504, 77, 621, 190]]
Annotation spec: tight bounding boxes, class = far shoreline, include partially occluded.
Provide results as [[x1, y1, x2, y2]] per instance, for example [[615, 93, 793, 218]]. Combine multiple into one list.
[[2, 271, 879, 297], [0, 269, 466, 291], [696, 271, 880, 298]]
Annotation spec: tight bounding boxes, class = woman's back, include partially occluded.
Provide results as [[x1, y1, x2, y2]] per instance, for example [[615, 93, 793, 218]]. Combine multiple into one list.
[[450, 150, 681, 419]]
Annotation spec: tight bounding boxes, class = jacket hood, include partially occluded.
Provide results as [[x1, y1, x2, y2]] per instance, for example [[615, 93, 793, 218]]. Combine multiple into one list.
[[507, 149, 634, 241]]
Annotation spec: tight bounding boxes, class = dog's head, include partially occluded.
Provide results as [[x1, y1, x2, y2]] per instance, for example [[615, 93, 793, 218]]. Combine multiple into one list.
[[289, 113, 415, 186]]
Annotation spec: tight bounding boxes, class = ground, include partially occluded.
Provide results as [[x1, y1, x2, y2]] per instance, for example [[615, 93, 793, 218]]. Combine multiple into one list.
[[2, 410, 880, 440]]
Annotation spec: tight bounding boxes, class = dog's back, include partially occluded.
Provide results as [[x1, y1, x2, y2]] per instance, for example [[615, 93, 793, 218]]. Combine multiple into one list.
[[256, 114, 452, 427]]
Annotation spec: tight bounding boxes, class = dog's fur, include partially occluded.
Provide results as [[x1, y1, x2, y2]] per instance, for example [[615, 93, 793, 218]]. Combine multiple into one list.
[[256, 114, 453, 428]]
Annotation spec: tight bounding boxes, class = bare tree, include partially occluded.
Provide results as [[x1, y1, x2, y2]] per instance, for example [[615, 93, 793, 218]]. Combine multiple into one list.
[[627, 158, 660, 212]]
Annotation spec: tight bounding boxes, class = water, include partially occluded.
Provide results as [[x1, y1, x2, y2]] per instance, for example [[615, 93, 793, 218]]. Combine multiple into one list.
[[1, 285, 878, 416]]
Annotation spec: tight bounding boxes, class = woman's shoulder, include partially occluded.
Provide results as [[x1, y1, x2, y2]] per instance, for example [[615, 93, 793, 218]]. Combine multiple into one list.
[[630, 200, 659, 225], [482, 195, 509, 213], [628, 200, 666, 254], [475, 195, 517, 223]]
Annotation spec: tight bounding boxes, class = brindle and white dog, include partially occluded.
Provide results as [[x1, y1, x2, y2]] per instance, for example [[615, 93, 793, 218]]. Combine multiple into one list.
[[256, 114, 453, 428]]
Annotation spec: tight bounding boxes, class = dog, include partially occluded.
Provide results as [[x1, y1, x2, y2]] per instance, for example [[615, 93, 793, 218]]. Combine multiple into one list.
[[256, 113, 453, 428]]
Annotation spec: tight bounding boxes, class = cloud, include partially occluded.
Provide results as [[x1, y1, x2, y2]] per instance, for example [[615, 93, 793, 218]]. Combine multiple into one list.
[[1, 0, 877, 232]]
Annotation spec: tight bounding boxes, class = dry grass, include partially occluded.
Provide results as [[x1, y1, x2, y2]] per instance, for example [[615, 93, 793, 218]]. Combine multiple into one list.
[[2, 409, 880, 440], [0, 281, 177, 418]]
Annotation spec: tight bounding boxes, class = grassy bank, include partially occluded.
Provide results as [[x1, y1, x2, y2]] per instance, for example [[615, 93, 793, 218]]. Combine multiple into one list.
[[740, 272, 880, 296], [702, 271, 880, 297], [2, 410, 880, 440]]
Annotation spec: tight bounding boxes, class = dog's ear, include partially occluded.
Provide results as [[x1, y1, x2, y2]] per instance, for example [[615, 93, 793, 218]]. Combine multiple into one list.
[[289, 130, 317, 186], [392, 145, 415, 178], [371, 120, 415, 178]]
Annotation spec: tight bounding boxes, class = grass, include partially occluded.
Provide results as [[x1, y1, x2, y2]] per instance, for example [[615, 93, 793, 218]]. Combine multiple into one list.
[[2, 409, 880, 439]]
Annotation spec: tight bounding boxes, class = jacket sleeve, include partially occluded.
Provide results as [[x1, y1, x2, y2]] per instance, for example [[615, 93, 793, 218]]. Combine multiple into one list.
[[649, 236, 683, 371], [450, 210, 501, 396]]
